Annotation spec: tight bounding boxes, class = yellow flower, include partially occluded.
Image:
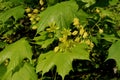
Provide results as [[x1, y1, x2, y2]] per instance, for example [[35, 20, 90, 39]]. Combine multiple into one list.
[[33, 9, 39, 14], [72, 30, 78, 36], [85, 39, 91, 45], [29, 17, 34, 21], [99, 29, 103, 34], [90, 42, 94, 48], [41, 7, 45, 11], [27, 13, 32, 17], [54, 46, 60, 53], [61, 29, 71, 36], [95, 8, 100, 13], [79, 27, 85, 35], [39, 0, 44, 6], [83, 32, 88, 38], [74, 37, 80, 42], [31, 21, 36, 25], [73, 18, 80, 26], [59, 35, 67, 42], [36, 17, 40, 21], [32, 25, 38, 30], [25, 7, 31, 13]]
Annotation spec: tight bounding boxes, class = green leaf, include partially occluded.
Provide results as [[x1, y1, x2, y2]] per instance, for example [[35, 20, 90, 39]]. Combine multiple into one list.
[[46, 0, 59, 6], [0, 5, 24, 23], [0, 1, 13, 11], [100, 8, 113, 18], [36, 1, 78, 33], [0, 64, 7, 79], [36, 43, 89, 79], [35, 38, 55, 48], [0, 38, 33, 78], [108, 40, 120, 69], [81, 0, 96, 7], [9, 0, 24, 4], [109, 0, 119, 5], [102, 34, 119, 42], [12, 63, 37, 80], [76, 9, 89, 25]]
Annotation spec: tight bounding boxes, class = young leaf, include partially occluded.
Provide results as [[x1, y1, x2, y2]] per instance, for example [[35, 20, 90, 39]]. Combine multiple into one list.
[[102, 34, 119, 42], [0, 38, 33, 75], [12, 63, 37, 80], [35, 38, 55, 48], [36, 43, 89, 79], [81, 0, 96, 7], [36, 1, 78, 33], [0, 5, 24, 23], [108, 40, 120, 69]]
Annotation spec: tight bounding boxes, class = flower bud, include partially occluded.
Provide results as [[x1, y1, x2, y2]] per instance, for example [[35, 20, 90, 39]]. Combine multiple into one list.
[[33, 9, 39, 14], [54, 46, 59, 53], [32, 25, 38, 30], [25, 7, 31, 13], [39, 0, 44, 6]]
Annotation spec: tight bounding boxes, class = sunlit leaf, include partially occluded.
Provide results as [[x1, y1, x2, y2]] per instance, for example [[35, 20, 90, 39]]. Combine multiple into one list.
[[0, 38, 33, 79], [36, 1, 78, 33], [12, 63, 37, 80], [36, 43, 89, 79], [81, 0, 96, 7], [0, 5, 24, 23], [108, 40, 120, 69], [46, 0, 59, 6], [102, 34, 119, 42], [35, 38, 55, 48], [100, 8, 113, 18]]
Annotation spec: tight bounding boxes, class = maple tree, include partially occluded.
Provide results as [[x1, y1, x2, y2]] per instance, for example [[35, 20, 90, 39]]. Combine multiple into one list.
[[0, 0, 120, 80]]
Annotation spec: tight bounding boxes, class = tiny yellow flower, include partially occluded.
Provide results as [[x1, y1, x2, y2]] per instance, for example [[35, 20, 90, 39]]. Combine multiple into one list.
[[85, 39, 91, 45], [41, 7, 45, 11], [31, 21, 36, 25], [27, 13, 32, 17], [54, 46, 60, 53], [36, 17, 40, 21], [29, 17, 34, 21], [90, 42, 94, 48], [39, 0, 44, 6], [79, 27, 85, 35], [83, 32, 88, 38], [95, 8, 100, 13], [59, 37, 63, 42], [73, 18, 80, 26], [74, 37, 80, 42], [31, 14, 36, 19], [99, 29, 103, 34], [32, 25, 38, 30], [25, 7, 31, 13], [72, 30, 78, 36], [33, 9, 39, 14]]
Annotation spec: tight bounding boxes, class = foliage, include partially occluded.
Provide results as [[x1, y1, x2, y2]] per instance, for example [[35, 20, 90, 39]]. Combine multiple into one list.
[[36, 1, 79, 33], [0, 0, 120, 80], [36, 43, 89, 79], [108, 40, 120, 70]]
